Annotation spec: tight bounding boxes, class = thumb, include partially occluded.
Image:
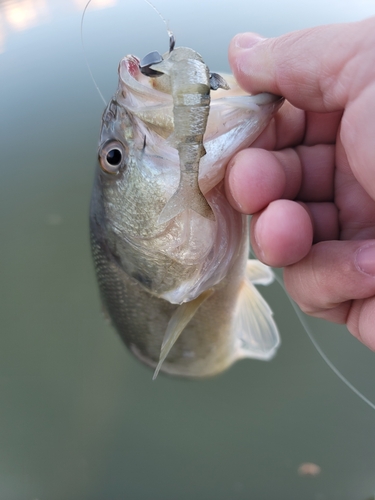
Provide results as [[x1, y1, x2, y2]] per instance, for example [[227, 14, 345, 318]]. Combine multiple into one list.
[[228, 18, 375, 112]]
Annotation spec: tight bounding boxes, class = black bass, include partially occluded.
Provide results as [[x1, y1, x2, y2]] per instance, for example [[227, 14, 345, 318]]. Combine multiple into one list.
[[90, 39, 284, 378]]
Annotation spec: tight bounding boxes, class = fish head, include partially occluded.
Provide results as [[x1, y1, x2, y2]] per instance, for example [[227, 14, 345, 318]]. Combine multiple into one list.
[[95, 95, 180, 243], [93, 62, 219, 303]]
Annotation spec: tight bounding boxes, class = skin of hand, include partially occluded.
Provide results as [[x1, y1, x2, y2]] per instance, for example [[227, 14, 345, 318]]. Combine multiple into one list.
[[225, 17, 375, 350]]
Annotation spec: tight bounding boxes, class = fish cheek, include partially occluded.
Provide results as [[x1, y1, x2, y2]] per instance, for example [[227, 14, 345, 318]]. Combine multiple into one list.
[[106, 238, 157, 295]]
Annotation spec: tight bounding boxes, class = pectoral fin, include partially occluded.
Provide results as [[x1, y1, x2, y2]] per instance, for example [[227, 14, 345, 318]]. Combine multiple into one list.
[[153, 289, 214, 380], [234, 261, 280, 360]]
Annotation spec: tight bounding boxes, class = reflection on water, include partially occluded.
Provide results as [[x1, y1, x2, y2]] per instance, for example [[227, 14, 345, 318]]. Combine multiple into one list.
[[73, 0, 117, 8], [0, 0, 116, 52], [2, 0, 49, 33]]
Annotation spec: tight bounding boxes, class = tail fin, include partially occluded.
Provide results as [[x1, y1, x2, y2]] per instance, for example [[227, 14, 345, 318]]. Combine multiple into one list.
[[158, 173, 215, 224]]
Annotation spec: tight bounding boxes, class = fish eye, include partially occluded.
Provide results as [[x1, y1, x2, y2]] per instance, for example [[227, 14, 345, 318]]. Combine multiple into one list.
[[99, 140, 127, 174]]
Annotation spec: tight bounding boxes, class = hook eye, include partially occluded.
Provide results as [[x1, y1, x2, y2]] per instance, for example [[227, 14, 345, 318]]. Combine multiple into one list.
[[139, 51, 164, 77], [99, 140, 127, 175]]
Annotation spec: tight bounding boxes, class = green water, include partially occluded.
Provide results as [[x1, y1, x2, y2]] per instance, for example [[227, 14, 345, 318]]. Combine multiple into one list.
[[1, 0, 375, 498]]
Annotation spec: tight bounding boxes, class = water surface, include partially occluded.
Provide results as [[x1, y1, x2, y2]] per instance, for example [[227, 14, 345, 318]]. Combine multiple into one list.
[[1, 1, 375, 498]]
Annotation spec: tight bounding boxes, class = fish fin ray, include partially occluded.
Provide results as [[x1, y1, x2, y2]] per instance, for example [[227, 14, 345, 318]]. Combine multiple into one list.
[[246, 259, 275, 286], [153, 289, 214, 380], [157, 177, 215, 224], [234, 278, 280, 360]]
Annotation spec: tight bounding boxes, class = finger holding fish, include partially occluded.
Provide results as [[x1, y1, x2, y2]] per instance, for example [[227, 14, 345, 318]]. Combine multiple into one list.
[[227, 20, 375, 364], [225, 118, 340, 268], [225, 108, 339, 215], [250, 200, 313, 268]]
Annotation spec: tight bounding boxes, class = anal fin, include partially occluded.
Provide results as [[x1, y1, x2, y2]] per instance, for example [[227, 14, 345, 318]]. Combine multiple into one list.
[[234, 262, 280, 360], [153, 289, 214, 380], [246, 259, 275, 286]]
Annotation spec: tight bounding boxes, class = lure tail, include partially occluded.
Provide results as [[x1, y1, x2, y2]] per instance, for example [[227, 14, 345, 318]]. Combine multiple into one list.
[[158, 171, 215, 224]]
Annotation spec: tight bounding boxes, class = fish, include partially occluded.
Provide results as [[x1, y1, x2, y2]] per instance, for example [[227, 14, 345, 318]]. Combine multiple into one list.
[[89, 37, 284, 379]]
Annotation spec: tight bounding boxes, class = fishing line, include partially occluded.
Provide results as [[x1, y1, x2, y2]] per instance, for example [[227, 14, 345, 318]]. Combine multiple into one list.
[[80, 1, 375, 410], [81, 0, 170, 104], [144, 0, 174, 44], [81, 0, 107, 106], [257, 254, 375, 412]]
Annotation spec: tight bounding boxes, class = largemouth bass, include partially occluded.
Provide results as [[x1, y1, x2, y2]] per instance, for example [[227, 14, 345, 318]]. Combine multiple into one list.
[[90, 38, 284, 378]]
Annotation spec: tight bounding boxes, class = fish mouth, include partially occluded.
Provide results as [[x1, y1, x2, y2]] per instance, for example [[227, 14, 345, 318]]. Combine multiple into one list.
[[124, 55, 140, 77], [120, 55, 161, 93], [120, 55, 284, 105], [116, 54, 285, 196]]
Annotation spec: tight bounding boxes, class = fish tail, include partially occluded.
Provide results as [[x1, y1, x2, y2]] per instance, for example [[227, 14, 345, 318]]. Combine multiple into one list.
[[157, 172, 215, 224]]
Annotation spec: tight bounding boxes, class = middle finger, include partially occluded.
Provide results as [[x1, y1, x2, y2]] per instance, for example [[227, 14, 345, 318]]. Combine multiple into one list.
[[225, 143, 336, 214]]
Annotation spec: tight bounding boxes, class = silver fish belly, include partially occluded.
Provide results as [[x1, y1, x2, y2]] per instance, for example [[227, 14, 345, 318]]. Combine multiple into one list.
[[90, 42, 284, 378]]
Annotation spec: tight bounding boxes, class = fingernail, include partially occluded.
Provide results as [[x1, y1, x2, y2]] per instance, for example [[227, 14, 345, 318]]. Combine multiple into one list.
[[355, 244, 375, 277], [234, 33, 265, 49]]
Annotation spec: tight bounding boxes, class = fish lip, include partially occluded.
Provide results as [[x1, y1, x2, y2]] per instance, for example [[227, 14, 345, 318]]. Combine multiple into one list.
[[119, 59, 284, 111], [122, 54, 141, 79], [119, 55, 174, 103]]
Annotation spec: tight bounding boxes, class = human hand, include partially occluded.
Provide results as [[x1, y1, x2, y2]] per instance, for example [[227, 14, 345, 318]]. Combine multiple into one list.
[[225, 17, 375, 350]]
